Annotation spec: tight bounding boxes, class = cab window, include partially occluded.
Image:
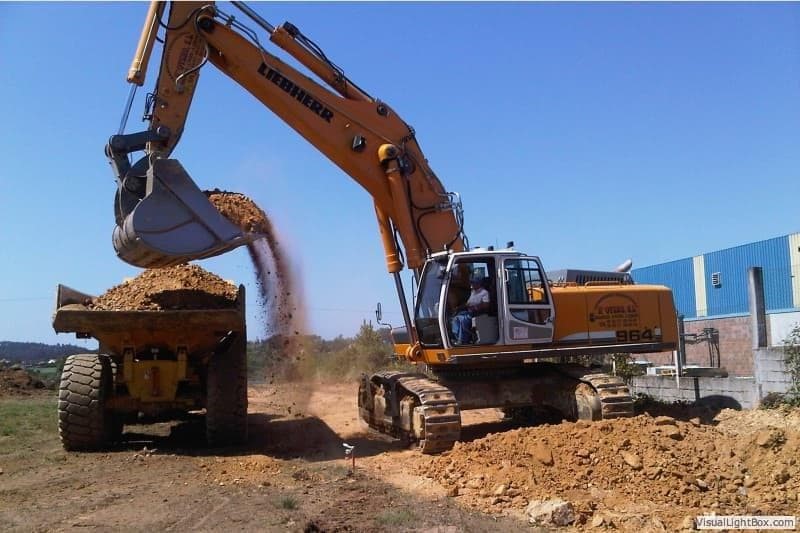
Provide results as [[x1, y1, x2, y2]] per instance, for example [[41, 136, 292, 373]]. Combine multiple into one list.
[[506, 259, 548, 305], [446, 258, 495, 316], [414, 259, 448, 346]]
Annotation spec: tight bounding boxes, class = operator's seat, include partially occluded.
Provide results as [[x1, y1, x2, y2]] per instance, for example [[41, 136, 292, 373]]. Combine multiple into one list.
[[482, 276, 497, 316], [472, 276, 499, 344]]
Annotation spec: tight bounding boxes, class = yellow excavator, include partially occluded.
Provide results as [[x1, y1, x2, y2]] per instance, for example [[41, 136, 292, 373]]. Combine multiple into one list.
[[108, 1, 678, 453]]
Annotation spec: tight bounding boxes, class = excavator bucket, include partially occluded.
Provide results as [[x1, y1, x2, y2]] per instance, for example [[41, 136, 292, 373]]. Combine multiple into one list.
[[113, 158, 257, 268]]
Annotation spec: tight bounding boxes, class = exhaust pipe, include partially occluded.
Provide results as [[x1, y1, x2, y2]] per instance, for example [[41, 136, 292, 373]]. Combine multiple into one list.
[[614, 259, 633, 273]]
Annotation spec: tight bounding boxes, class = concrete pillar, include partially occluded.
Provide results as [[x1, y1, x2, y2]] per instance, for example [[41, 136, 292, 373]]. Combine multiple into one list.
[[748, 267, 767, 349], [676, 315, 686, 370]]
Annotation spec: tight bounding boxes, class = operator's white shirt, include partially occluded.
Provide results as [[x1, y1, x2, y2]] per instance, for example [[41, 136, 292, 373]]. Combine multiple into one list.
[[466, 287, 490, 307]]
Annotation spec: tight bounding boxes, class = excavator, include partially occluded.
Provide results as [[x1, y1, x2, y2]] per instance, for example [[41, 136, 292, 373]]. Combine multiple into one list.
[[107, 1, 679, 453]]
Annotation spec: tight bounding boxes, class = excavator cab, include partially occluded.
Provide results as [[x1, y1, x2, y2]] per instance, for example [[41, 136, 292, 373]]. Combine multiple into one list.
[[414, 251, 556, 350]]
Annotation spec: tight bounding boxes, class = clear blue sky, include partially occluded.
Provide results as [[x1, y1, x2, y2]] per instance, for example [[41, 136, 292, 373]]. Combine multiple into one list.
[[1, 2, 798, 346]]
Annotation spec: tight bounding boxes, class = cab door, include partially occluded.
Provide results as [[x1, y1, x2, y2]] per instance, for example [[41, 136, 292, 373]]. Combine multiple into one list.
[[501, 257, 555, 344]]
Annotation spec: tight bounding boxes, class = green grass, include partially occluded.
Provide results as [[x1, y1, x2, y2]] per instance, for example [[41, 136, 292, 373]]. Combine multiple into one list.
[[29, 367, 59, 378], [0, 396, 56, 452], [376, 509, 415, 527], [279, 496, 298, 510]]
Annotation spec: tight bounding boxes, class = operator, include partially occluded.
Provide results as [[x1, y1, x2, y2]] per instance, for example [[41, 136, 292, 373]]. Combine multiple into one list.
[[451, 276, 491, 344]]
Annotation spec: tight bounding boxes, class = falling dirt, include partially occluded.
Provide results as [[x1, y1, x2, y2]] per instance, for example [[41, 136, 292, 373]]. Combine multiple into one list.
[[89, 264, 238, 311], [206, 191, 301, 334], [206, 190, 307, 381]]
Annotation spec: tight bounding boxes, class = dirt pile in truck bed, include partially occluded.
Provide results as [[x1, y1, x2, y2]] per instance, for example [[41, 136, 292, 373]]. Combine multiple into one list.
[[90, 264, 238, 311], [421, 412, 800, 530]]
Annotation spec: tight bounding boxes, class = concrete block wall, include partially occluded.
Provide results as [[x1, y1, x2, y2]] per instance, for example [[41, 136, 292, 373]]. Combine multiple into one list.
[[684, 316, 753, 376], [631, 375, 759, 409], [630, 348, 795, 408], [636, 316, 754, 376], [754, 347, 793, 395]]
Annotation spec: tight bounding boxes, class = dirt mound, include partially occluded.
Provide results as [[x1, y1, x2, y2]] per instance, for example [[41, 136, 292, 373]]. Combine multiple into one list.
[[715, 406, 800, 436], [90, 264, 238, 311], [422, 414, 800, 530], [0, 367, 45, 397]]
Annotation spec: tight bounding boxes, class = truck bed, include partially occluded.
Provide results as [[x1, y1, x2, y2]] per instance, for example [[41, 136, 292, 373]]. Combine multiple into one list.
[[53, 304, 243, 335], [52, 284, 245, 355]]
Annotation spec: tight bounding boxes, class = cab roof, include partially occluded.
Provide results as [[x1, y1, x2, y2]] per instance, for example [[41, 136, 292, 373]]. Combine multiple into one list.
[[429, 249, 534, 260]]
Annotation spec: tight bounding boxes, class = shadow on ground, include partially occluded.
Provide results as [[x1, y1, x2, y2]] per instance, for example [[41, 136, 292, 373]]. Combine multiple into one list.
[[114, 408, 537, 461], [115, 411, 409, 461], [634, 394, 742, 424], [116, 398, 740, 460]]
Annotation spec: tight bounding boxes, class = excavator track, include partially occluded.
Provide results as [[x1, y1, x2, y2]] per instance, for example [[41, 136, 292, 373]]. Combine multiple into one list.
[[359, 371, 461, 454], [581, 373, 636, 419], [359, 365, 632, 454], [398, 374, 462, 453], [558, 366, 635, 420]]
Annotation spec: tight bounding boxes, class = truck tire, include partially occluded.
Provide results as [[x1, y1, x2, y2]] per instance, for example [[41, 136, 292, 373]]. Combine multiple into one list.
[[206, 334, 248, 446], [58, 354, 115, 451]]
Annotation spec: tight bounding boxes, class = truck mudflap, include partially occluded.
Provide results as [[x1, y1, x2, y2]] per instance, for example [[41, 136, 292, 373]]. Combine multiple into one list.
[[358, 370, 461, 454]]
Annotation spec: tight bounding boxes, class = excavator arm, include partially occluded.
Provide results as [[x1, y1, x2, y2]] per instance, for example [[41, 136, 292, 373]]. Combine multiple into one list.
[[107, 1, 467, 273]]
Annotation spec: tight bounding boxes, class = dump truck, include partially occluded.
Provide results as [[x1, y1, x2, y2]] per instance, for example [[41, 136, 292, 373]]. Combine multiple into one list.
[[52, 283, 248, 450]]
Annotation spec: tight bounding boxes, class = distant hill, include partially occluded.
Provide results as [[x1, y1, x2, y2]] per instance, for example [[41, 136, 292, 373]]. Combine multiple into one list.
[[0, 341, 92, 363]]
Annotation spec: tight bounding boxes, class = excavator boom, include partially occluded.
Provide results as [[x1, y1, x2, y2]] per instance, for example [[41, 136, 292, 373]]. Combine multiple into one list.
[[107, 1, 467, 271]]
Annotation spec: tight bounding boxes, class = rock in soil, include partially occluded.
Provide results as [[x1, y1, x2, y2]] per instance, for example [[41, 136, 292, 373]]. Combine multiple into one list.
[[654, 416, 677, 426], [525, 499, 576, 526], [531, 443, 554, 466], [621, 450, 643, 470], [755, 429, 786, 449]]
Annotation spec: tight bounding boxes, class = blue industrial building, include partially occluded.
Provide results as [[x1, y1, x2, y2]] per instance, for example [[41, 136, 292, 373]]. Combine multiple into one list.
[[632, 232, 800, 320]]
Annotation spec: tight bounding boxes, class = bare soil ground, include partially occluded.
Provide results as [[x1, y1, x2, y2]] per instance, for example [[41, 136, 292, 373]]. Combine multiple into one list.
[[0, 383, 518, 532], [1, 382, 798, 532]]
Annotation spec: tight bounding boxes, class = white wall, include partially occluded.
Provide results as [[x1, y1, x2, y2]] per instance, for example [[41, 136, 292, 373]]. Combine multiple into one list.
[[769, 311, 800, 346]]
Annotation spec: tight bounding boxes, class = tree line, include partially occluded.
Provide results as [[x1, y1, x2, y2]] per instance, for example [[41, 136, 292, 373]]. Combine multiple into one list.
[[247, 321, 410, 382], [0, 341, 91, 364]]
